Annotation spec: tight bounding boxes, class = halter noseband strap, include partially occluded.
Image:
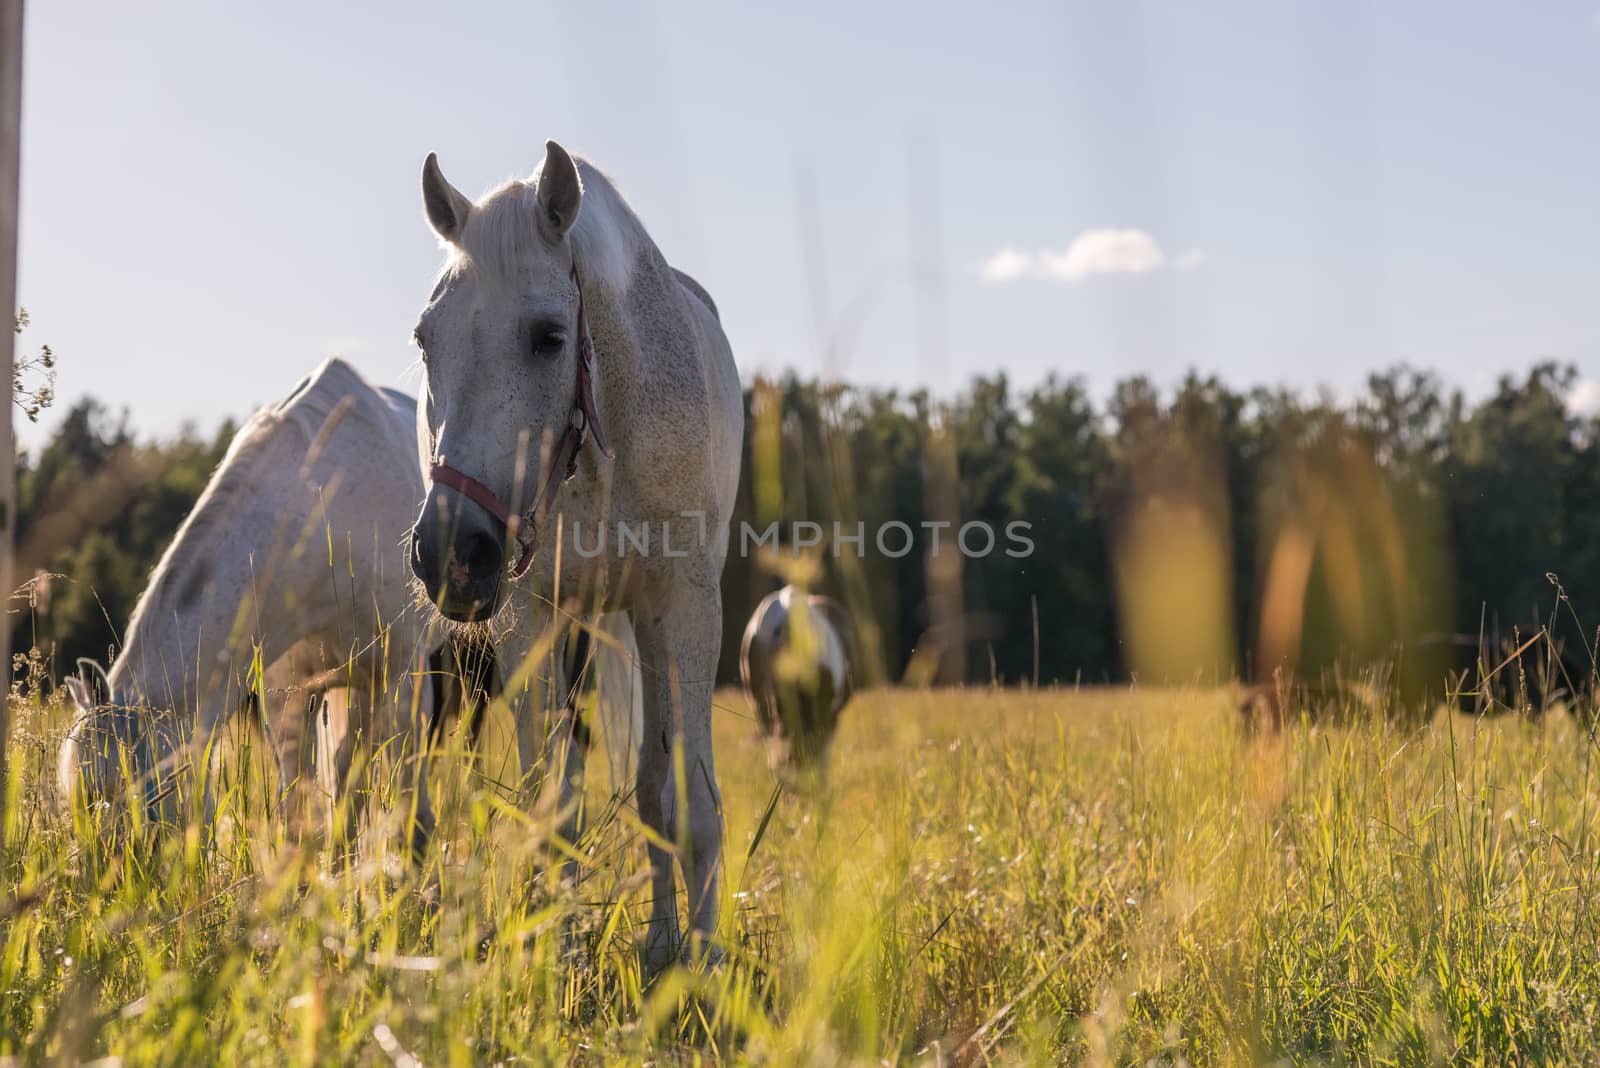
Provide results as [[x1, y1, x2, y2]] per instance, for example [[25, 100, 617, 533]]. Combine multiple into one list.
[[428, 264, 613, 580]]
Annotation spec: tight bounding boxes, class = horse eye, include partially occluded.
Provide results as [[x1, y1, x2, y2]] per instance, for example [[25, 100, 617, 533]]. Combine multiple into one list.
[[532, 329, 566, 358]]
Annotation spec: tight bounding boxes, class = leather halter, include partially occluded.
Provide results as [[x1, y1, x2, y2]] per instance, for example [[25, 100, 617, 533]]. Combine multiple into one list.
[[428, 264, 613, 580]]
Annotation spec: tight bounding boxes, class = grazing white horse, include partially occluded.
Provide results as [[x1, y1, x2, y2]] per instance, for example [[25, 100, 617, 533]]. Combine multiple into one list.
[[58, 358, 480, 858], [740, 585, 856, 768], [408, 141, 742, 965]]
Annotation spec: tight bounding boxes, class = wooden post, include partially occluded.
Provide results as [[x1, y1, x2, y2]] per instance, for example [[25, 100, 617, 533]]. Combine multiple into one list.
[[0, 0, 23, 822]]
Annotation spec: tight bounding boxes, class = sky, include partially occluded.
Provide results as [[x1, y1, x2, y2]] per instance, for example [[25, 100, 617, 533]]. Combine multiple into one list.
[[14, 1, 1600, 446]]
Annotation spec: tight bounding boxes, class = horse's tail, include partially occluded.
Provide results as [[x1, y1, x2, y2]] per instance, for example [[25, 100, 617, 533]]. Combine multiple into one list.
[[592, 612, 644, 794]]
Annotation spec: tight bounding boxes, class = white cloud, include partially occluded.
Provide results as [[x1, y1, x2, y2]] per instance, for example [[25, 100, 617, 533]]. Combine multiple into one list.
[[1038, 228, 1165, 281], [980, 229, 1198, 284], [1569, 379, 1600, 417], [978, 246, 1037, 283]]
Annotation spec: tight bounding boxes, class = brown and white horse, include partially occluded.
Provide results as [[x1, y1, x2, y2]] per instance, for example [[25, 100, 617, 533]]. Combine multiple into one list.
[[740, 585, 856, 768]]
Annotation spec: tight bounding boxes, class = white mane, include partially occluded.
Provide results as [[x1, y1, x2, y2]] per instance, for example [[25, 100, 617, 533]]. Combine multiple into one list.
[[451, 156, 648, 298]]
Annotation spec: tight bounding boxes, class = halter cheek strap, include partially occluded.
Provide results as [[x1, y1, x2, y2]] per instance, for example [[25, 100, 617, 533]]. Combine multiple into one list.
[[428, 264, 613, 580]]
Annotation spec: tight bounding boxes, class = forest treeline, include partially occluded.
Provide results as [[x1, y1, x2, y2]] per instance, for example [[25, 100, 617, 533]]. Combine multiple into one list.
[[13, 362, 1599, 689]]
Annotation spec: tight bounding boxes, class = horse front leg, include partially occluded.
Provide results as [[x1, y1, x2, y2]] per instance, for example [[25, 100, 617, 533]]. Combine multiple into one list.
[[391, 660, 437, 867], [503, 618, 591, 829], [494, 615, 593, 962], [631, 689, 680, 971], [498, 625, 554, 808], [492, 618, 580, 904], [634, 595, 724, 968], [268, 689, 320, 839], [259, 644, 323, 840], [534, 623, 593, 889], [324, 688, 371, 864], [594, 611, 643, 797]]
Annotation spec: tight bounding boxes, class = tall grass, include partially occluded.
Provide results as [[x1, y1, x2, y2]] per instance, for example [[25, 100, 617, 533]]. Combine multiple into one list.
[[5, 685, 1600, 1065]]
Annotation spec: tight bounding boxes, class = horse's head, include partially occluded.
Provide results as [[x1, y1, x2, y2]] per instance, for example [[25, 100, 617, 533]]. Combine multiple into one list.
[[410, 141, 589, 621], [58, 658, 190, 828], [57, 658, 148, 812]]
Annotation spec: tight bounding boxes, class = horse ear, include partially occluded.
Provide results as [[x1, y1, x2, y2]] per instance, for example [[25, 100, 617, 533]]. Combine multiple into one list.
[[422, 152, 471, 243], [535, 140, 583, 240], [63, 675, 93, 711], [75, 657, 112, 704]]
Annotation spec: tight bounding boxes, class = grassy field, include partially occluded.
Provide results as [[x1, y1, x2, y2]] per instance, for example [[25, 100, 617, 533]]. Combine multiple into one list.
[[6, 685, 1600, 1065]]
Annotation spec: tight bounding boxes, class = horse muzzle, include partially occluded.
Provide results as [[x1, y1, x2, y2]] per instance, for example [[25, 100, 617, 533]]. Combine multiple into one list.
[[411, 486, 507, 622]]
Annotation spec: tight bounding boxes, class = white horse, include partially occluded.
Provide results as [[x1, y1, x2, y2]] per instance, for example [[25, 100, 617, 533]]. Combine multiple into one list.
[[58, 357, 487, 858], [740, 585, 856, 768], [409, 141, 742, 965]]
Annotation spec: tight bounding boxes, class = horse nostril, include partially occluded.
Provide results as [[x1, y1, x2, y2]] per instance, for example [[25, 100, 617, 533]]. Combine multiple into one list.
[[409, 528, 433, 583], [411, 527, 444, 582], [462, 530, 504, 577]]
